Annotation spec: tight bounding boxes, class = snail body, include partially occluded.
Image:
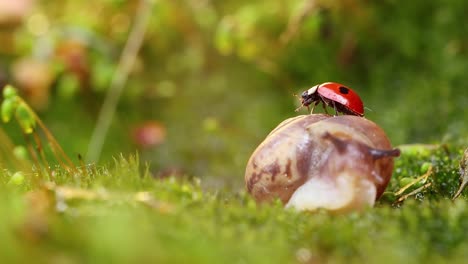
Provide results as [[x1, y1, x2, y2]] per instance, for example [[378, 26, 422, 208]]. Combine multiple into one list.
[[245, 114, 399, 213]]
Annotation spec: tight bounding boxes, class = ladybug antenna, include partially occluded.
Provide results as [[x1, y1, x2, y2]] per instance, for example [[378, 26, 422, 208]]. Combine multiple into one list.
[[293, 92, 302, 101], [295, 104, 304, 112], [364, 106, 373, 112], [294, 92, 306, 112]]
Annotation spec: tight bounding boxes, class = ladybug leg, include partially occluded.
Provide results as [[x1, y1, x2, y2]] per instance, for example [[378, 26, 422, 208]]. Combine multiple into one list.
[[309, 101, 319, 114], [321, 101, 329, 115], [332, 101, 338, 116], [317, 94, 330, 115]]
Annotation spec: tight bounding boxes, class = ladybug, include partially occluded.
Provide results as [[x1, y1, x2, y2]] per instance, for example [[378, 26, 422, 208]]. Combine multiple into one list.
[[297, 82, 364, 116]]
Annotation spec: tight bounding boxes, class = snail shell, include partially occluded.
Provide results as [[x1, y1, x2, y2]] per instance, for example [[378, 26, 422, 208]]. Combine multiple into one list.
[[245, 114, 400, 212]]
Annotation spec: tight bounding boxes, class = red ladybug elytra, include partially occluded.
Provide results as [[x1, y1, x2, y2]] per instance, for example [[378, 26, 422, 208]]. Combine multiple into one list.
[[297, 82, 364, 116]]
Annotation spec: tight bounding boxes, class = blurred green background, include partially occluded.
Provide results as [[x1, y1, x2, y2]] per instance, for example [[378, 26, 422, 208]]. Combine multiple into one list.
[[0, 0, 466, 186]]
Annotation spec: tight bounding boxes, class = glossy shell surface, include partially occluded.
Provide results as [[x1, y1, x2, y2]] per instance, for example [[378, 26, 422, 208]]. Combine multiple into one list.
[[245, 114, 395, 206]]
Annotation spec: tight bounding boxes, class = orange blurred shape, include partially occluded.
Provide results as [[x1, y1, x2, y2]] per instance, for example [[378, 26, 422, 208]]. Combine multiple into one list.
[[132, 121, 166, 148], [12, 57, 54, 110], [0, 0, 34, 26], [55, 40, 90, 87]]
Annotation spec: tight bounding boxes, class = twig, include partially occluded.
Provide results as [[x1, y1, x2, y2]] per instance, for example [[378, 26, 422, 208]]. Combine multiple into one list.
[[86, 0, 154, 163], [453, 148, 468, 199], [396, 182, 432, 203], [395, 165, 433, 196]]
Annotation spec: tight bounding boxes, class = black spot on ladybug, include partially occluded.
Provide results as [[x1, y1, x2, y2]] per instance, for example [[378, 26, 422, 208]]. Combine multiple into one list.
[[339, 87, 349, 94]]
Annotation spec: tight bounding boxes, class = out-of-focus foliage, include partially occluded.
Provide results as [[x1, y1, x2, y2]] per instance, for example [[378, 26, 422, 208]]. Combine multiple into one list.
[[0, 0, 466, 183]]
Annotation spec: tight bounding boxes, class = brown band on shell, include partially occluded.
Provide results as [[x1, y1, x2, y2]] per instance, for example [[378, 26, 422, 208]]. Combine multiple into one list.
[[321, 116, 392, 149], [295, 137, 316, 180], [285, 159, 292, 179], [247, 171, 261, 193], [266, 161, 281, 182], [322, 132, 347, 154]]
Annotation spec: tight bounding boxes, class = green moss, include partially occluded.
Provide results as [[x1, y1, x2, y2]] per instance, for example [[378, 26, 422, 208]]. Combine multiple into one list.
[[0, 148, 465, 263], [384, 144, 460, 202]]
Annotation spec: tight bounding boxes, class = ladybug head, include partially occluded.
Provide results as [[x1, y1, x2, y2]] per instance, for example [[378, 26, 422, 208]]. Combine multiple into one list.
[[300, 86, 320, 107]]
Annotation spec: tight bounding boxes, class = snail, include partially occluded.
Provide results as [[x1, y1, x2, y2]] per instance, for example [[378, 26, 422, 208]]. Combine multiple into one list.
[[244, 114, 400, 213]]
